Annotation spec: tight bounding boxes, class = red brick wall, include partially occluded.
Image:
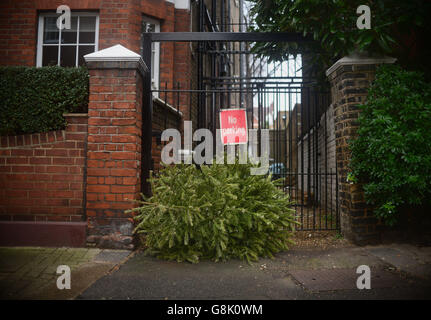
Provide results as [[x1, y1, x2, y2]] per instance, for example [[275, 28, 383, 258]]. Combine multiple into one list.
[[0, 0, 193, 248], [0, 114, 88, 222], [0, 0, 38, 66], [0, 0, 184, 66], [85, 67, 142, 222]]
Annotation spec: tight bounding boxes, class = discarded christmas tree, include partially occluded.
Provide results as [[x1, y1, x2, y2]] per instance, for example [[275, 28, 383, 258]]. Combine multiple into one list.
[[131, 161, 298, 263]]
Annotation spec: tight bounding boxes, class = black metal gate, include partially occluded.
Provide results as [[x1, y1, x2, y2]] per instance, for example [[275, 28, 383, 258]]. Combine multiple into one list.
[[141, 31, 339, 231]]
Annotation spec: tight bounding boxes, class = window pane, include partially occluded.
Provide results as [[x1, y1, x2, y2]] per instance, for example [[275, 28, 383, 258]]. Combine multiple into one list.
[[142, 21, 155, 33], [151, 51, 156, 82], [60, 46, 76, 67], [79, 17, 96, 43], [43, 17, 59, 44], [61, 17, 77, 44], [78, 45, 95, 65], [42, 46, 58, 66], [142, 19, 159, 89]]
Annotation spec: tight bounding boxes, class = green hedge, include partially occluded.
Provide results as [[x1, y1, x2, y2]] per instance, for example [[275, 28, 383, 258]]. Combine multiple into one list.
[[0, 66, 89, 136], [349, 64, 431, 226]]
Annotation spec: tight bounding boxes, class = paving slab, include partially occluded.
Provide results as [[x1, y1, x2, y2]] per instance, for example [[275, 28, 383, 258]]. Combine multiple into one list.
[[262, 247, 388, 272], [0, 248, 41, 273], [289, 267, 416, 292], [0, 247, 131, 300], [309, 286, 431, 300], [78, 254, 310, 300], [94, 250, 131, 264], [365, 245, 431, 280]]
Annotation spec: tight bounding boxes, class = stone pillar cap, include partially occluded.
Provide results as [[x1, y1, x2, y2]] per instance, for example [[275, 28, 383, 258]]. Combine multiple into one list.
[[326, 52, 396, 77], [84, 44, 147, 72]]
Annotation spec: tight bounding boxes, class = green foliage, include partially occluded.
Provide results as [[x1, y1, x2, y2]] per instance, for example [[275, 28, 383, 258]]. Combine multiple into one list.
[[334, 232, 343, 240], [349, 65, 431, 225], [0, 66, 89, 136], [132, 161, 298, 263], [249, 0, 431, 78]]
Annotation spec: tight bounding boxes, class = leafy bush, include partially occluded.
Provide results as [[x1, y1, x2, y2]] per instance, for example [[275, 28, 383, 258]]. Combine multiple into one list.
[[249, 0, 431, 79], [132, 162, 297, 263], [0, 66, 89, 136], [350, 64, 431, 225]]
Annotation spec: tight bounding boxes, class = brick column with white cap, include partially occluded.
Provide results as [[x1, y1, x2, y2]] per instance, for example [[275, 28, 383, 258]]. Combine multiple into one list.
[[326, 52, 396, 244], [84, 44, 148, 249]]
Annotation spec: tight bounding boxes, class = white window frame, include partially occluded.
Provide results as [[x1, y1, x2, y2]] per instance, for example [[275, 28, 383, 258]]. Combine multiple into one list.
[[36, 12, 99, 67], [141, 16, 160, 93]]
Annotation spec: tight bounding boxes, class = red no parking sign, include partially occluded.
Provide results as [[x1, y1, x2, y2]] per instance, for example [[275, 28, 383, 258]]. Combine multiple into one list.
[[219, 108, 248, 145]]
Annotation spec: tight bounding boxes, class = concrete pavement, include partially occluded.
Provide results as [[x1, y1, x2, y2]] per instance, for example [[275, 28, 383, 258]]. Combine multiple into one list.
[[78, 244, 431, 300]]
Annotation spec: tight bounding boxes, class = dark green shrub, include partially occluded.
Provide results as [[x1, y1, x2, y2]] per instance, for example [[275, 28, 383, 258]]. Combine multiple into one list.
[[0, 66, 89, 135], [350, 64, 431, 225], [131, 162, 297, 263], [249, 0, 431, 80]]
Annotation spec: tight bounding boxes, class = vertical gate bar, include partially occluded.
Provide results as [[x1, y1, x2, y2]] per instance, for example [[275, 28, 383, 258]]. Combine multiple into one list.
[[288, 85, 292, 200], [239, 3, 244, 111], [296, 89, 301, 228], [317, 91, 326, 230], [260, 84, 263, 132], [318, 91, 321, 230], [252, 85, 255, 129], [307, 87, 311, 229], [256, 82, 260, 131], [263, 83, 266, 129], [164, 82, 168, 129], [313, 88, 317, 230], [227, 2, 231, 109], [198, 0, 203, 128], [335, 120, 340, 229], [276, 82, 279, 169], [258, 79, 261, 131], [272, 80, 275, 163], [301, 88, 307, 228], [189, 79, 192, 121], [329, 168, 334, 229], [325, 105, 328, 229], [336, 167, 339, 230], [220, 0, 224, 33], [177, 82, 180, 112], [211, 48, 216, 137], [278, 74, 281, 171], [212, 0, 217, 30], [318, 90, 321, 228], [280, 86, 283, 186], [285, 85, 288, 193], [278, 82, 282, 170], [141, 33, 153, 196], [261, 84, 264, 130], [277, 83, 284, 172], [257, 70, 262, 157]]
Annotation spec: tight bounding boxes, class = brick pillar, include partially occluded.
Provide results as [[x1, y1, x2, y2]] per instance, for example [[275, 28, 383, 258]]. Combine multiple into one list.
[[326, 53, 395, 244], [84, 44, 148, 249]]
